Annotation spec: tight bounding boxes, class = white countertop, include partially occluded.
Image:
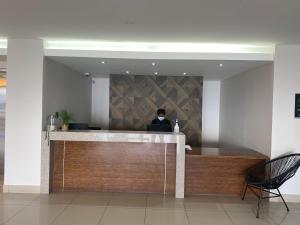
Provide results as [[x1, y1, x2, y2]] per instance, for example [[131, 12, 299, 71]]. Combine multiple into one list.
[[46, 130, 185, 144]]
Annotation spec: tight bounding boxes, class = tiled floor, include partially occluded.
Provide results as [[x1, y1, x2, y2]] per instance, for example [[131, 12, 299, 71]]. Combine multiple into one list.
[[0, 192, 299, 225]]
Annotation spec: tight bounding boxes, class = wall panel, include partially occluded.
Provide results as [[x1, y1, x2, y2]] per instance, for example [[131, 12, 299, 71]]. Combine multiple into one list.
[[109, 75, 203, 146]]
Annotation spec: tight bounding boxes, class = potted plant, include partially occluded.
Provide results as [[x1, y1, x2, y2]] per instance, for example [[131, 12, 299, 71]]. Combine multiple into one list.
[[59, 110, 73, 131]]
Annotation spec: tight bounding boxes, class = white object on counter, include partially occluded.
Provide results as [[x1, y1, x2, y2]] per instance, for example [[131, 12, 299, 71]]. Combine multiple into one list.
[[48, 125, 57, 132], [174, 119, 180, 133], [185, 145, 192, 151]]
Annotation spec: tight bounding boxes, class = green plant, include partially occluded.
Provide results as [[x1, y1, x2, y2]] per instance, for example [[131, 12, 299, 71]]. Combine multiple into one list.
[[59, 110, 73, 125]]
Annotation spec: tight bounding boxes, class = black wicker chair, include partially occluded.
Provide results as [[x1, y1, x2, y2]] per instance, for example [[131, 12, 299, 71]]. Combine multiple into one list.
[[242, 153, 300, 218]]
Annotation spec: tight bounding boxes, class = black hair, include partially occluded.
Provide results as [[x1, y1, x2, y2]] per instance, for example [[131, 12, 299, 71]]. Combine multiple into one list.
[[157, 108, 166, 116]]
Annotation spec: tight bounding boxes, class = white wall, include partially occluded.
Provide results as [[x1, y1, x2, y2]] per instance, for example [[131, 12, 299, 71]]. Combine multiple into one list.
[[5, 39, 44, 187], [43, 58, 92, 128], [272, 45, 300, 195], [91, 77, 109, 129], [219, 63, 274, 156], [202, 81, 220, 146]]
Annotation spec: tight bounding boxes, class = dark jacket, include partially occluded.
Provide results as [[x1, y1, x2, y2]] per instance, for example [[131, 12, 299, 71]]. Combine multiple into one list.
[[151, 118, 171, 125]]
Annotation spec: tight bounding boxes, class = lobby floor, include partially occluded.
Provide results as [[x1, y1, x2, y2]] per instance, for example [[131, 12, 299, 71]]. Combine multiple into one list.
[[0, 192, 299, 225]]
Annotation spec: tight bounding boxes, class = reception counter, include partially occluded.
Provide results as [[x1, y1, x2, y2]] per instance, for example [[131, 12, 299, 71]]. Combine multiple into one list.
[[185, 147, 268, 196], [41, 130, 186, 198]]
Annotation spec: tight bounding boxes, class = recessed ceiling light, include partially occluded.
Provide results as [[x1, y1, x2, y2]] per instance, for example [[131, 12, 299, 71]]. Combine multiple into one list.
[[152, 62, 156, 66], [183, 72, 187, 75], [101, 60, 105, 64], [154, 71, 158, 75], [125, 70, 130, 74], [84, 72, 90, 77], [219, 63, 223, 67]]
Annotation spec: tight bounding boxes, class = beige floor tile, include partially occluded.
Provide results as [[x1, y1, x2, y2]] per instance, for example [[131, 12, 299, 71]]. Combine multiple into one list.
[[0, 205, 24, 224], [109, 193, 147, 208], [4, 205, 66, 225], [187, 211, 234, 225], [184, 201, 224, 212], [30, 193, 76, 205], [222, 203, 256, 213], [51, 205, 106, 225], [262, 202, 300, 213], [78, 192, 113, 197], [145, 208, 189, 225], [0, 193, 298, 225], [147, 193, 174, 198], [112, 192, 148, 198], [288, 203, 300, 212], [220, 195, 256, 204], [70, 193, 111, 206], [227, 211, 275, 225], [184, 195, 223, 203], [268, 211, 300, 225], [147, 196, 185, 209], [0, 194, 39, 205], [99, 207, 145, 225]]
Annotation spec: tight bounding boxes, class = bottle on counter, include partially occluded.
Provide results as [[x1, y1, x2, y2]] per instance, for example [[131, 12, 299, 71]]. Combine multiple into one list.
[[47, 113, 59, 131], [174, 118, 180, 133]]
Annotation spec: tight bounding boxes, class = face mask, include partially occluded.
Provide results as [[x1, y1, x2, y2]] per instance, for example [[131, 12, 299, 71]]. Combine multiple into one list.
[[158, 116, 165, 121]]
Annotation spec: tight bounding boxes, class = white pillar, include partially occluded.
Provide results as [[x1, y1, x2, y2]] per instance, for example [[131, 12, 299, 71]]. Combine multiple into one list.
[[4, 39, 44, 193], [272, 45, 300, 196], [91, 77, 110, 129]]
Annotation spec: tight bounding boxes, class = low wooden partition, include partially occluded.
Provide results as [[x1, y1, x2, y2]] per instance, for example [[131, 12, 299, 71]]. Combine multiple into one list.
[[185, 147, 268, 196], [50, 141, 176, 194]]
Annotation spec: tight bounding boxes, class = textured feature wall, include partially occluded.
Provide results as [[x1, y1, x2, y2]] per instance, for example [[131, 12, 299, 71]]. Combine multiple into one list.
[[109, 75, 203, 146]]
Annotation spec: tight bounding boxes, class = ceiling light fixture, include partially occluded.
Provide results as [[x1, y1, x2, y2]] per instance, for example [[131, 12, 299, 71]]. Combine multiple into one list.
[[219, 63, 223, 67], [154, 72, 158, 75], [101, 60, 105, 64], [84, 72, 90, 77], [44, 40, 274, 54], [125, 70, 130, 74], [183, 72, 187, 75]]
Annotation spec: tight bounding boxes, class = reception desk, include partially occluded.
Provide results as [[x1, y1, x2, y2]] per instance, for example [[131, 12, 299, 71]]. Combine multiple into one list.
[[185, 147, 268, 196], [41, 130, 186, 198]]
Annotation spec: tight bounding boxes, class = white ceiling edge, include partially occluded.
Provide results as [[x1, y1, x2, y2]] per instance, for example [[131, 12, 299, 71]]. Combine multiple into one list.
[[44, 49, 273, 61], [0, 48, 274, 61], [44, 40, 274, 53]]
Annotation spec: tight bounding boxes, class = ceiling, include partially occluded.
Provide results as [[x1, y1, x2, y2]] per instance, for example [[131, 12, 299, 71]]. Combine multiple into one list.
[[0, 0, 300, 45], [49, 56, 269, 80]]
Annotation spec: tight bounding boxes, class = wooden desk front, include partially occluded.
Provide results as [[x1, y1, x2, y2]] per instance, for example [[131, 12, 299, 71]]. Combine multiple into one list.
[[185, 147, 268, 196]]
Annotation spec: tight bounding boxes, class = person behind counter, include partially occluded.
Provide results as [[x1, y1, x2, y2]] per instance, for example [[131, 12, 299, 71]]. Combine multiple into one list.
[[148, 108, 172, 132]]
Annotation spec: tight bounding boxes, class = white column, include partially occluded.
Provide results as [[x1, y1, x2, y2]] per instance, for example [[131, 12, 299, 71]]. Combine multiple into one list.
[[4, 39, 44, 193], [176, 134, 186, 198], [272, 45, 300, 196], [202, 81, 220, 147], [91, 76, 110, 129]]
